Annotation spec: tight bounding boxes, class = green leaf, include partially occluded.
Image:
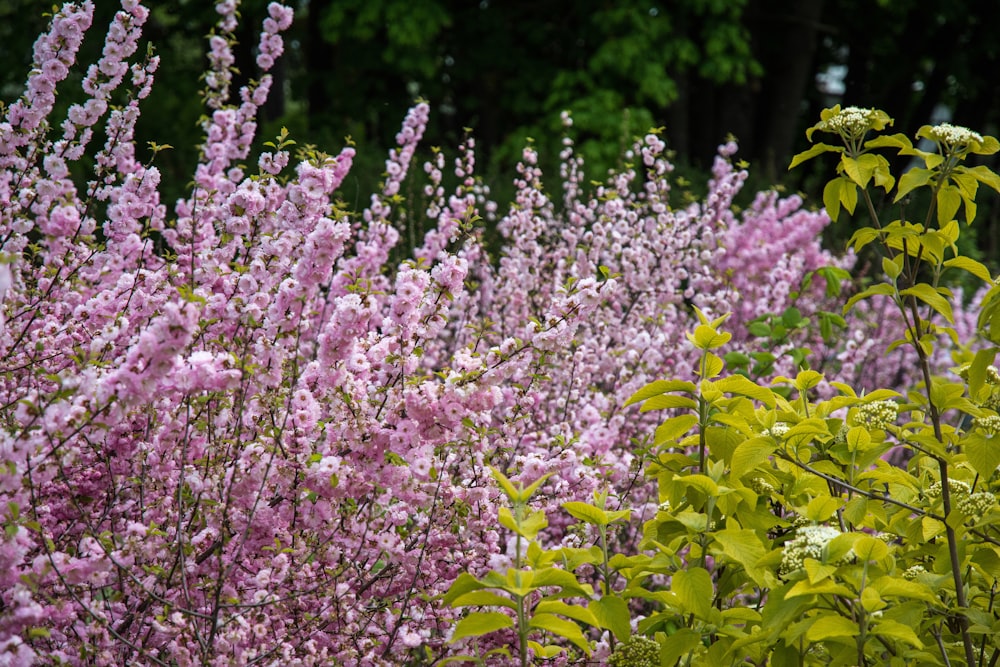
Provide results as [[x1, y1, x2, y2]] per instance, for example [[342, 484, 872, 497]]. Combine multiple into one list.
[[449, 611, 514, 642], [526, 641, 564, 659], [894, 167, 933, 202], [783, 418, 829, 448], [659, 628, 703, 666], [839, 177, 859, 215], [794, 370, 824, 393], [625, 380, 697, 407], [841, 153, 882, 188], [899, 283, 954, 324], [562, 502, 610, 527], [443, 572, 489, 605], [519, 473, 554, 502], [805, 614, 859, 642], [943, 256, 993, 284], [882, 255, 902, 281], [590, 596, 631, 642], [847, 227, 880, 253], [528, 613, 591, 654], [712, 529, 768, 586], [731, 438, 776, 479], [448, 590, 517, 610], [535, 599, 598, 627], [823, 178, 843, 222], [787, 578, 855, 599], [489, 467, 519, 501], [530, 568, 594, 598], [844, 282, 896, 313], [654, 414, 699, 445], [968, 164, 1000, 192], [680, 474, 719, 497], [687, 324, 732, 350], [804, 496, 842, 522], [871, 576, 938, 604], [865, 133, 913, 151], [714, 374, 777, 407], [936, 184, 962, 225], [871, 618, 924, 648], [788, 142, 840, 170], [964, 432, 1000, 480], [803, 559, 838, 584], [639, 394, 699, 412], [672, 567, 713, 619], [967, 348, 998, 401], [852, 535, 889, 561]]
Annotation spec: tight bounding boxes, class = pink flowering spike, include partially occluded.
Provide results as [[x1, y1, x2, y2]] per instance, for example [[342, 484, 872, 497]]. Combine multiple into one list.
[[1, 2, 93, 154]]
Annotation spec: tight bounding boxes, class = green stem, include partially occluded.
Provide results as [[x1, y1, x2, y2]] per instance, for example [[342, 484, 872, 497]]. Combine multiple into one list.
[[516, 592, 528, 667], [598, 525, 617, 652]]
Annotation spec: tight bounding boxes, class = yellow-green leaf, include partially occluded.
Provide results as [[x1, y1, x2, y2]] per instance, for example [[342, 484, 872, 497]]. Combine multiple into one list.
[[964, 432, 1000, 480], [844, 282, 895, 313], [449, 611, 514, 642], [654, 414, 699, 445], [943, 256, 993, 284], [590, 597, 631, 642], [672, 568, 713, 619], [871, 618, 924, 648], [882, 255, 902, 281], [731, 437, 776, 479], [894, 167, 933, 202], [841, 153, 881, 188], [625, 380, 698, 407], [936, 184, 962, 225], [806, 615, 859, 642], [713, 529, 768, 586], [899, 283, 954, 324], [449, 590, 517, 610], [789, 142, 841, 170], [687, 324, 732, 350], [639, 394, 699, 412], [529, 613, 591, 654], [562, 502, 609, 527], [715, 374, 777, 408], [853, 535, 889, 561], [847, 227, 880, 252], [823, 178, 843, 222], [804, 496, 842, 522]]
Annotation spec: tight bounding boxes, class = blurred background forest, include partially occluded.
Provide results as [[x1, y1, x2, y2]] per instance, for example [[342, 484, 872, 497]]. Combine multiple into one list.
[[2, 0, 998, 261]]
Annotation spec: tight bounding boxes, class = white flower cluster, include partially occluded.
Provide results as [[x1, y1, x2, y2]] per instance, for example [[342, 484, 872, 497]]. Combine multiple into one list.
[[925, 479, 971, 498], [956, 492, 997, 523], [609, 635, 659, 667], [857, 400, 898, 430], [973, 415, 1000, 435], [958, 363, 1000, 385], [750, 477, 775, 494], [926, 122, 984, 147], [817, 106, 879, 138], [780, 525, 846, 574], [902, 564, 927, 580], [762, 423, 790, 439]]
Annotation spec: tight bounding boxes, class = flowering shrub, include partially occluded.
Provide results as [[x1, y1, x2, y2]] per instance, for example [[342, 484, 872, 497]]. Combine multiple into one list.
[[0, 3, 990, 667], [601, 107, 1000, 666]]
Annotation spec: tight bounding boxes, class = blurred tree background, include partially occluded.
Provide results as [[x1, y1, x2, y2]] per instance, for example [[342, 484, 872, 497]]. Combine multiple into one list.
[[2, 0, 998, 260]]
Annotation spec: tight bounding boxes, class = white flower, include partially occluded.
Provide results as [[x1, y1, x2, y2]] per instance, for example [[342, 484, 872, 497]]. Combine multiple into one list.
[[857, 400, 898, 430], [780, 525, 847, 574], [925, 122, 984, 146]]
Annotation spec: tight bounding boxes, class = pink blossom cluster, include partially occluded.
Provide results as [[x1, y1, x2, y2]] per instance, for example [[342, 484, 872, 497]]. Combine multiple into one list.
[[0, 2, 982, 666]]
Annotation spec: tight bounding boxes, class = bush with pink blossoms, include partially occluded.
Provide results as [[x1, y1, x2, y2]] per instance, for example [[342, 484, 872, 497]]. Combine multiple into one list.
[[0, 3, 987, 666]]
